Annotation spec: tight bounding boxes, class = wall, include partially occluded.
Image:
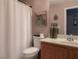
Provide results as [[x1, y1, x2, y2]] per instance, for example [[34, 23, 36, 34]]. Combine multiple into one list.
[[49, 0, 77, 34], [32, 0, 50, 36], [32, 0, 77, 36]]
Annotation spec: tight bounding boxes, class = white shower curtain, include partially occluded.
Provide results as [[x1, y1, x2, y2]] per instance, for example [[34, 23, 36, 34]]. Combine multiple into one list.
[[0, 0, 9, 59], [0, 0, 32, 59], [14, 1, 32, 59]]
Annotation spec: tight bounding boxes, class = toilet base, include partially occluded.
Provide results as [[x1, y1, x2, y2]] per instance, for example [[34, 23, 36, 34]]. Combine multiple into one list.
[[23, 55, 37, 59]]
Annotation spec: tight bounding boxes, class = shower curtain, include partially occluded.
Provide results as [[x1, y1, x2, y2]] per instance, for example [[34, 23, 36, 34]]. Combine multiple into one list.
[[0, 0, 32, 59], [0, 0, 8, 59]]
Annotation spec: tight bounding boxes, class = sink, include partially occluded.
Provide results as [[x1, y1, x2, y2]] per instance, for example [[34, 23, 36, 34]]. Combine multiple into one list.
[[62, 40, 77, 45], [56, 38, 78, 45]]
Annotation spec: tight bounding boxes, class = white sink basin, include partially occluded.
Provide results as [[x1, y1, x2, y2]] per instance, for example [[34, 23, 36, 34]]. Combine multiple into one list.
[[56, 38, 78, 45]]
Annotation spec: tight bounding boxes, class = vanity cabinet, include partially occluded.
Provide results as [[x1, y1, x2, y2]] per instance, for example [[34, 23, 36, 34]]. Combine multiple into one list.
[[68, 47, 78, 59], [41, 42, 78, 59]]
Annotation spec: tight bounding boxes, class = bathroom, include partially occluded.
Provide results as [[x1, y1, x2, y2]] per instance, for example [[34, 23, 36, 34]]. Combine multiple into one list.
[[0, 0, 78, 59]]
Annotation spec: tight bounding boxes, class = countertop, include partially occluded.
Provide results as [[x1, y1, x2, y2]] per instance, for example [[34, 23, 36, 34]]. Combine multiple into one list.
[[41, 38, 78, 48]]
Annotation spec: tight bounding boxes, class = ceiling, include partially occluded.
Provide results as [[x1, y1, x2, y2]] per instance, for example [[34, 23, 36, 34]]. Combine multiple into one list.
[[50, 0, 78, 4]]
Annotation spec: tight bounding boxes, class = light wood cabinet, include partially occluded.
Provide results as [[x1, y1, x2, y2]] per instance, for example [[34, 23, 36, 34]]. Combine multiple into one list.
[[41, 42, 78, 59]]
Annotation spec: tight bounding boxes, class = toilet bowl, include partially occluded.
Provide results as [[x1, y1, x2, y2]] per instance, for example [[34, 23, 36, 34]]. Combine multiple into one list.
[[23, 47, 39, 57], [23, 36, 41, 59]]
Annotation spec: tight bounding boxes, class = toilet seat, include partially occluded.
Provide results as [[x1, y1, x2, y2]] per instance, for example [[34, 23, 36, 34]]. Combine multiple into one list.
[[23, 47, 39, 57]]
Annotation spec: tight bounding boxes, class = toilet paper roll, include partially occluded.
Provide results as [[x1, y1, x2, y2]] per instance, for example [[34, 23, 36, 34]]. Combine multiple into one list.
[[40, 34, 44, 38]]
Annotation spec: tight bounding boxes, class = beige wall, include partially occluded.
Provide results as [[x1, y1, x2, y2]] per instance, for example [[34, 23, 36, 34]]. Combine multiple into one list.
[[32, 0, 50, 36], [49, 1, 77, 34], [32, 0, 77, 36]]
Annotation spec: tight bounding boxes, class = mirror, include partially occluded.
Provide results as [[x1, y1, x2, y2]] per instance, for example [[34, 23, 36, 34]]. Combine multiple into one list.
[[66, 8, 78, 35]]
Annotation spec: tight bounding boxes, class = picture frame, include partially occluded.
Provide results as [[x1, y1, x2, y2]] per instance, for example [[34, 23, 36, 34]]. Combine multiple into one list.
[[35, 13, 47, 26]]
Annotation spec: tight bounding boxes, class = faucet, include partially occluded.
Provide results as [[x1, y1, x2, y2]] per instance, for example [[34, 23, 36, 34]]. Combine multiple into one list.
[[67, 34, 74, 41]]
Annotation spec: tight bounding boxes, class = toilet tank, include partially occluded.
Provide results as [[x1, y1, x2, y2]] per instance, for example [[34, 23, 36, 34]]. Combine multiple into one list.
[[33, 36, 41, 49]]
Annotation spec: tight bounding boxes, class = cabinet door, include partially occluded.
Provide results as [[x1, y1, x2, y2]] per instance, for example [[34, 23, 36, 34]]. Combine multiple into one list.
[[41, 42, 56, 59], [41, 42, 68, 59], [55, 46, 68, 59], [68, 47, 78, 59]]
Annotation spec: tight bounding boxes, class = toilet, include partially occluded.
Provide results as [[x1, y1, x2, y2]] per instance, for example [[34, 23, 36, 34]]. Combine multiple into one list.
[[23, 36, 41, 59]]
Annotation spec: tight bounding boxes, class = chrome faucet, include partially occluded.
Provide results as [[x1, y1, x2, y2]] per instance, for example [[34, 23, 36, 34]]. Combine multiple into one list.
[[67, 34, 74, 41]]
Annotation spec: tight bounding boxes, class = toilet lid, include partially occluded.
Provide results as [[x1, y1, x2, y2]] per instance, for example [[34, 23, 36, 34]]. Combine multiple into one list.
[[23, 47, 39, 54]]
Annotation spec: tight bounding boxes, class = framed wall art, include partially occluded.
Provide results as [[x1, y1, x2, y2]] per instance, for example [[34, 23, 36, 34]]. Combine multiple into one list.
[[35, 12, 47, 27]]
